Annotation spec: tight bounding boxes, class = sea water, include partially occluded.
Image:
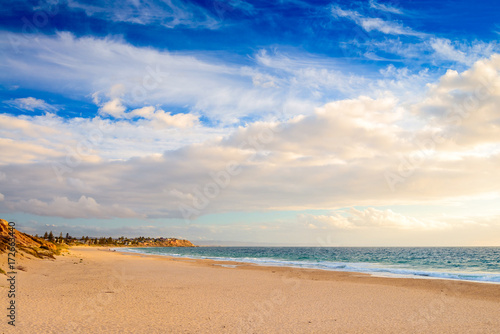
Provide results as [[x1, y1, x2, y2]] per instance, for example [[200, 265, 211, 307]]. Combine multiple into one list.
[[121, 247, 500, 284]]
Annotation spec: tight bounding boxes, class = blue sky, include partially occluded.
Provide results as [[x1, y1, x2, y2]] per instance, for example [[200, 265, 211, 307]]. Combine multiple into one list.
[[1, 0, 500, 245]]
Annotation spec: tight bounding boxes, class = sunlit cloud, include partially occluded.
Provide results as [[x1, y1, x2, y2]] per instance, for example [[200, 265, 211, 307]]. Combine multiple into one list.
[[1, 56, 500, 224]]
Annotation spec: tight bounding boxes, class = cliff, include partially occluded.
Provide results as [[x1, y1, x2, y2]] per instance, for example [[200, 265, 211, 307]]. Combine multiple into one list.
[[128, 238, 196, 247], [0, 219, 59, 259]]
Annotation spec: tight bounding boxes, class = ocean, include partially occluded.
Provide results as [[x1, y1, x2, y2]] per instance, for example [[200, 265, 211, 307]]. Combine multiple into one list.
[[121, 246, 500, 284]]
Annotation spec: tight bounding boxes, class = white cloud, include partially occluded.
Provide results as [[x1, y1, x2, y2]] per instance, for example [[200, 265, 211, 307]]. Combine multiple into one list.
[[1, 31, 450, 127], [429, 38, 498, 65], [430, 38, 468, 64], [0, 112, 222, 164], [124, 106, 199, 128], [98, 84, 127, 117], [100, 98, 126, 117], [331, 5, 425, 37], [0, 193, 4, 201], [128, 106, 155, 118], [369, 0, 403, 15], [0, 31, 313, 124], [148, 110, 199, 129], [254, 49, 369, 99], [4, 97, 58, 112], [414, 53, 500, 146], [361, 18, 417, 36], [331, 6, 360, 20], [1, 55, 500, 223]]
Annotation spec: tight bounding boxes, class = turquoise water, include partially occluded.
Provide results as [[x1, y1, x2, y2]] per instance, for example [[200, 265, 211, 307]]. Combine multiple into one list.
[[121, 247, 500, 283]]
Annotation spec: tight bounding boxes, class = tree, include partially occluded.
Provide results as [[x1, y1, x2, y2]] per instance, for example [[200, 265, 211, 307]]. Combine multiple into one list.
[[65, 233, 70, 241], [48, 231, 54, 242], [43, 232, 48, 239]]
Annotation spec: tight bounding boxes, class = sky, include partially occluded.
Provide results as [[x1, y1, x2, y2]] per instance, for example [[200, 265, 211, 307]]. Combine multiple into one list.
[[0, 0, 500, 246]]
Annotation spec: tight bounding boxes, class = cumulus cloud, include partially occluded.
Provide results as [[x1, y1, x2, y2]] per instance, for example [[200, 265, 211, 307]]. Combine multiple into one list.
[[100, 98, 126, 117], [4, 97, 58, 112], [128, 106, 155, 118], [223, 95, 408, 163], [0, 110, 221, 164], [125, 106, 199, 128], [149, 110, 199, 128], [413, 54, 500, 146], [96, 84, 200, 128], [0, 55, 500, 222], [98, 83, 127, 117]]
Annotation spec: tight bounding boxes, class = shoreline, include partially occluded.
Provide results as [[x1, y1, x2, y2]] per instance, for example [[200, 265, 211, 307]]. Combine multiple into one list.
[[3, 246, 499, 333], [114, 246, 500, 286], [112, 247, 500, 302]]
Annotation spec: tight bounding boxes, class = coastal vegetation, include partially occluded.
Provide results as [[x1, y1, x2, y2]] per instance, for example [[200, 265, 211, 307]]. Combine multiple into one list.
[[38, 231, 195, 247]]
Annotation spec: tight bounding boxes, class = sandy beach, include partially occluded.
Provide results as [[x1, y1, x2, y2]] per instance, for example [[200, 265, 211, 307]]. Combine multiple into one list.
[[2, 246, 499, 333]]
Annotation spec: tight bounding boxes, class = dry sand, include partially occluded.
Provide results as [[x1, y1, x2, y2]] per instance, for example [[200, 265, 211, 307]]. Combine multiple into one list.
[[1, 246, 499, 333]]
